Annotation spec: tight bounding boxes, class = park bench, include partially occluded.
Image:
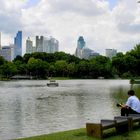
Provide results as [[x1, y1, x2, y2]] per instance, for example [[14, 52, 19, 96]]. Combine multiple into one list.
[[114, 116, 132, 132], [128, 114, 140, 128], [114, 114, 140, 130], [86, 119, 116, 138], [86, 117, 131, 138]]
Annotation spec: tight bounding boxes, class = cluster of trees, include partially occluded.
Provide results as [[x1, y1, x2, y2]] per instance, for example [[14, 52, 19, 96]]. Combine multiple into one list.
[[0, 44, 140, 79]]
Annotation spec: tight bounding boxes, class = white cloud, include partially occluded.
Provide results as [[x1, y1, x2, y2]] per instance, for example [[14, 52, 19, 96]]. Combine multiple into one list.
[[0, 0, 140, 55]]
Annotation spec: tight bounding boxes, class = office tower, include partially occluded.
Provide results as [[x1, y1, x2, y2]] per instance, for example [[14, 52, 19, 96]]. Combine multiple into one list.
[[0, 32, 1, 57], [43, 37, 59, 53], [14, 31, 22, 58], [36, 36, 59, 53], [75, 36, 86, 59], [77, 36, 85, 49], [36, 36, 43, 52], [26, 37, 33, 54], [0, 44, 14, 61], [82, 48, 99, 59], [105, 49, 117, 59], [0, 32, 1, 50], [75, 36, 99, 59]]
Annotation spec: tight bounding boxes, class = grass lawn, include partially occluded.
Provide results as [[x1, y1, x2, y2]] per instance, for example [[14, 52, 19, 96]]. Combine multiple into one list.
[[17, 127, 140, 140]]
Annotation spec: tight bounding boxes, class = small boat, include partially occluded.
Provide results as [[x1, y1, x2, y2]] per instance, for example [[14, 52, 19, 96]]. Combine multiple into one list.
[[47, 80, 59, 87]]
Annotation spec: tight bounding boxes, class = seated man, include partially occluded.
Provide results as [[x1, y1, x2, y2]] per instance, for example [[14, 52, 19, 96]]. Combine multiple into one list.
[[121, 90, 140, 116]]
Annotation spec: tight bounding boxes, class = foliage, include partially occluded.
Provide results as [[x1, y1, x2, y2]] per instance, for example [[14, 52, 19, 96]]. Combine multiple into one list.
[[0, 62, 17, 78], [1, 43, 140, 79], [112, 44, 140, 77], [0, 56, 6, 65]]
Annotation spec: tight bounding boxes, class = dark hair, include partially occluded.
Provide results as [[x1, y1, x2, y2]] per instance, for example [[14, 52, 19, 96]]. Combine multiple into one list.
[[128, 90, 135, 96]]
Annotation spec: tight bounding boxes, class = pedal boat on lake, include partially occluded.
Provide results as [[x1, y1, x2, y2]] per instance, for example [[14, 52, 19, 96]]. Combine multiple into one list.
[[47, 80, 59, 87]]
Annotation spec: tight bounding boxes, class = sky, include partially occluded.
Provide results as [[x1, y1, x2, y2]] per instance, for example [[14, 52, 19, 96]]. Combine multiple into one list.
[[0, 0, 140, 55]]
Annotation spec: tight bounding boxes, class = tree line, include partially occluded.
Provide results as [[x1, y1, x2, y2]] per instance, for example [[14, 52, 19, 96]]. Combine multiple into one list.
[[0, 44, 140, 79]]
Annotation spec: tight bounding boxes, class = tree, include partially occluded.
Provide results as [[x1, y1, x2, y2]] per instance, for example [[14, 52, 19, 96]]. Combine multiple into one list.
[[27, 57, 49, 78], [112, 54, 125, 76], [0, 62, 17, 78], [0, 56, 5, 66], [89, 56, 112, 78], [77, 60, 89, 78], [13, 55, 23, 62], [67, 62, 76, 77], [55, 60, 68, 77]]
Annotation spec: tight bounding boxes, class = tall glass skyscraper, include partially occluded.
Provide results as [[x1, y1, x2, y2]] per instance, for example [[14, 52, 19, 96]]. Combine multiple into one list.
[[14, 31, 22, 58], [75, 36, 99, 59], [77, 36, 85, 49], [75, 36, 86, 58]]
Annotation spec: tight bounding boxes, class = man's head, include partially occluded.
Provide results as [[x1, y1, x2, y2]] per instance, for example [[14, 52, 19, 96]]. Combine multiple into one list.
[[128, 90, 135, 96]]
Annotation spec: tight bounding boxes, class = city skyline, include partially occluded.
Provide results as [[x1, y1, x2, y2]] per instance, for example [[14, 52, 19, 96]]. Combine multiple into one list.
[[0, 0, 140, 55]]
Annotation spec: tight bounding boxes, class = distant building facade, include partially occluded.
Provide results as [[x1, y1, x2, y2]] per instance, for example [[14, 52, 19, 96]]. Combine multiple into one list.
[[75, 36, 99, 59], [75, 36, 85, 58], [36, 36, 59, 53], [36, 36, 44, 52], [0, 32, 1, 50], [105, 49, 117, 59], [14, 31, 22, 58], [0, 45, 14, 61], [26, 37, 33, 54]]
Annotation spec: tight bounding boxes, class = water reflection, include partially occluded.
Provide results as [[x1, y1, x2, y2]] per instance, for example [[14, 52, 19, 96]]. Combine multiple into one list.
[[0, 80, 140, 139]]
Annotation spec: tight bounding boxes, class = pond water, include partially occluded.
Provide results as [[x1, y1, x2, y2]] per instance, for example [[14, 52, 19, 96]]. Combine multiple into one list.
[[0, 79, 139, 140]]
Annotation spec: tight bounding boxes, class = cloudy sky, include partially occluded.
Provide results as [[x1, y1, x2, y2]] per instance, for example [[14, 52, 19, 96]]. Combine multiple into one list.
[[0, 0, 140, 55]]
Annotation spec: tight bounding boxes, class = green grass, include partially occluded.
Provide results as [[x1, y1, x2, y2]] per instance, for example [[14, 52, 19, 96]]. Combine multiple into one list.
[[17, 127, 140, 140]]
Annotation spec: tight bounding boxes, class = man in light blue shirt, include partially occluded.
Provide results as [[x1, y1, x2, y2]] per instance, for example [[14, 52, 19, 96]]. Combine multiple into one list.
[[121, 90, 140, 116]]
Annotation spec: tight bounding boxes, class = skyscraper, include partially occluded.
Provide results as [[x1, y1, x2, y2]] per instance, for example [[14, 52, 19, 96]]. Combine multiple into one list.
[[75, 36, 99, 59], [105, 49, 117, 59], [43, 37, 59, 53], [14, 31, 22, 58], [77, 36, 85, 49], [36, 36, 59, 53], [0, 45, 14, 61], [75, 36, 86, 58], [26, 37, 33, 54], [0, 32, 2, 56], [36, 36, 44, 52], [0, 32, 1, 50]]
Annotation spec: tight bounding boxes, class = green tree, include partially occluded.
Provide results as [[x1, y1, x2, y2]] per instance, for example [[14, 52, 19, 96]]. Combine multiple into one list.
[[77, 60, 89, 78], [0, 62, 17, 78], [55, 60, 68, 77], [89, 56, 112, 78], [0, 56, 5, 66], [67, 62, 76, 77], [27, 57, 49, 78]]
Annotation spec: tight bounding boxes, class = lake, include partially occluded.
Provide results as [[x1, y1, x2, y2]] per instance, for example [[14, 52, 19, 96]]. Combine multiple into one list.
[[0, 79, 139, 140]]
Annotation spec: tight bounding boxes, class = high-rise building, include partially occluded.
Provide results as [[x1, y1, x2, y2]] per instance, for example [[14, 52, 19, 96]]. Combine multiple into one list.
[[105, 49, 117, 59], [0, 33, 1, 57], [36, 36, 44, 52], [43, 37, 59, 53], [0, 32, 1, 50], [14, 31, 22, 58], [75, 36, 99, 59], [26, 37, 33, 54], [0, 44, 14, 61], [75, 36, 85, 58], [36, 36, 59, 53], [82, 48, 99, 59], [77, 36, 85, 49]]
